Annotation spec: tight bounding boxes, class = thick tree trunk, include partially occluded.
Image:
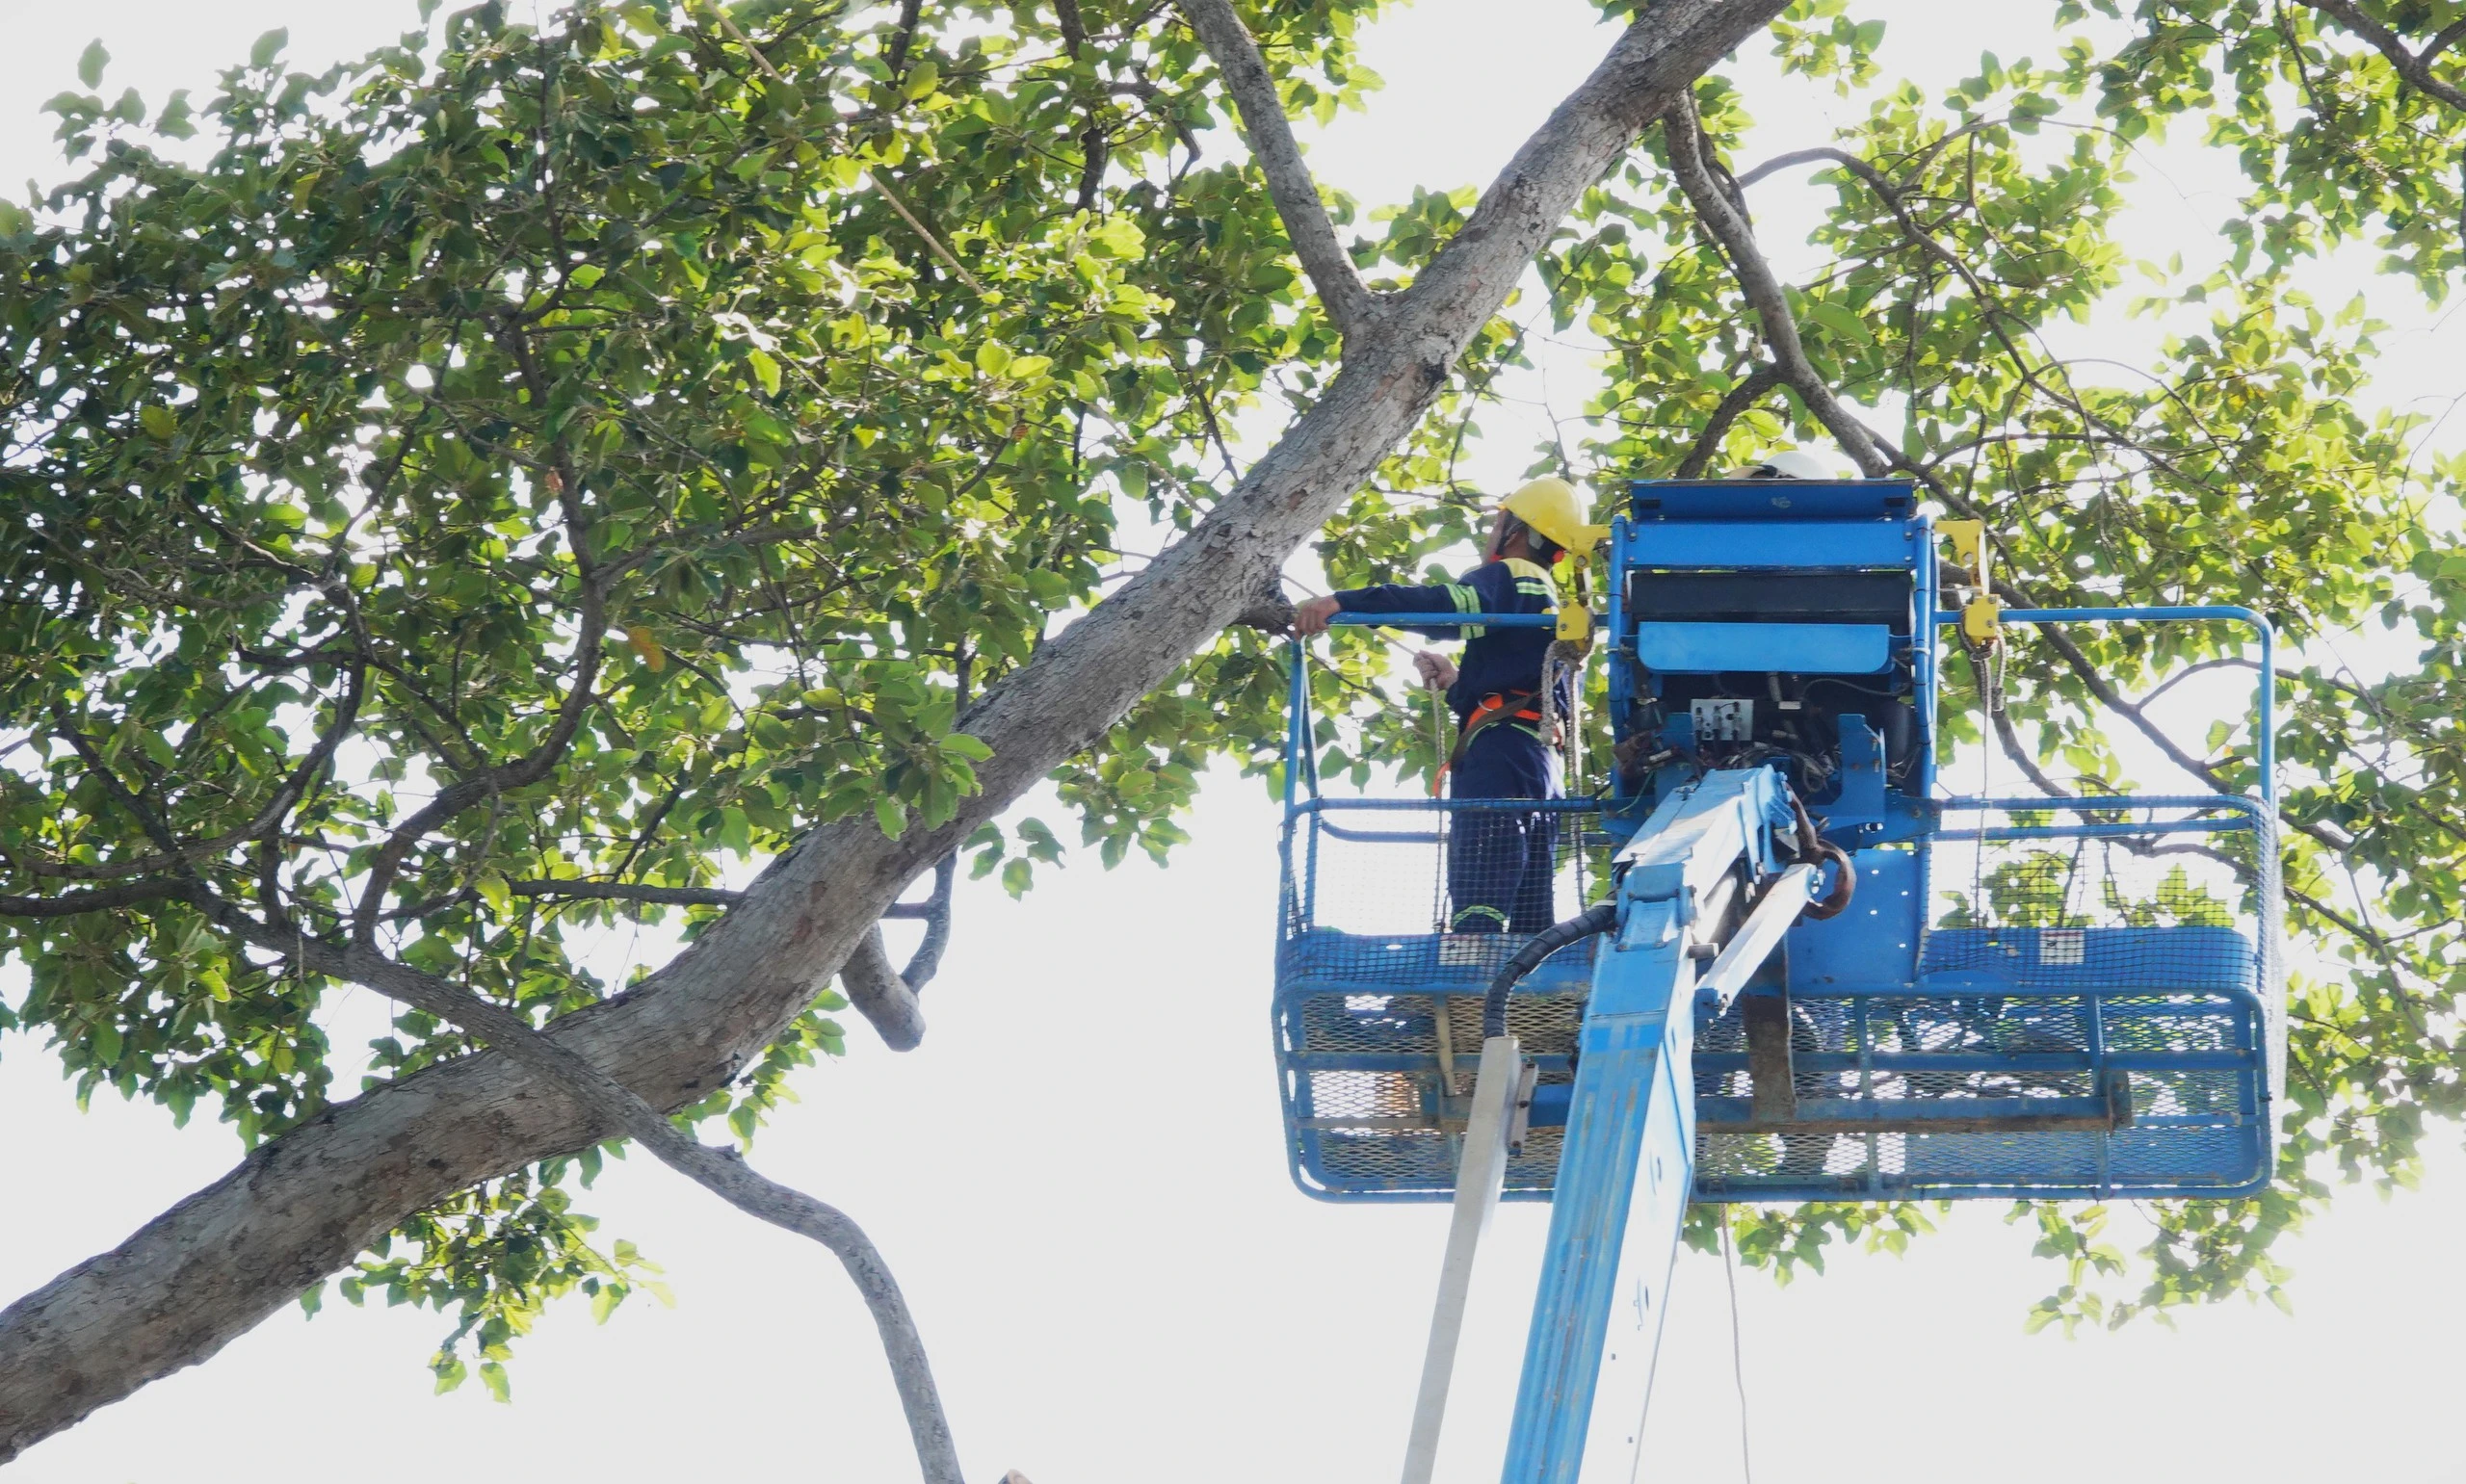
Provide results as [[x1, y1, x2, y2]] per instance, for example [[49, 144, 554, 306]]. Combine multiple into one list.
[[0, 0, 1785, 1459]]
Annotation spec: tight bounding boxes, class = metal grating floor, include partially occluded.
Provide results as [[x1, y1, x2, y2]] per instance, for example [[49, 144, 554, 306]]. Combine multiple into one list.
[[1276, 925, 2270, 1202]]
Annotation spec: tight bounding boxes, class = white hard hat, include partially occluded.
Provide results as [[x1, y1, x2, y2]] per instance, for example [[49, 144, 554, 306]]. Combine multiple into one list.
[[1727, 450, 1833, 481]]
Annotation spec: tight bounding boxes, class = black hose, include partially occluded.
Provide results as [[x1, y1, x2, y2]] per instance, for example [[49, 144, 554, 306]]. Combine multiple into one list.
[[1481, 901, 1619, 1040]]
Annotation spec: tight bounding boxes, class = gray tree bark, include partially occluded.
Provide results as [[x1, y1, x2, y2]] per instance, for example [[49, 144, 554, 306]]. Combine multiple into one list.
[[0, 0, 1787, 1462]]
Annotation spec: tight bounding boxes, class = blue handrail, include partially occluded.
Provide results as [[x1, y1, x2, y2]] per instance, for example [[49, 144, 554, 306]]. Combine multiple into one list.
[[1325, 612, 1561, 629], [1941, 792, 2263, 815], [1282, 617, 1562, 826], [1299, 609, 2276, 807], [1291, 795, 1603, 814], [1937, 605, 2276, 804]]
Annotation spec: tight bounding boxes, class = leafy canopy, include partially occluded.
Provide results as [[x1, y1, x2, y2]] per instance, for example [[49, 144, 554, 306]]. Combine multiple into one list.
[[5, 0, 2464, 1386]]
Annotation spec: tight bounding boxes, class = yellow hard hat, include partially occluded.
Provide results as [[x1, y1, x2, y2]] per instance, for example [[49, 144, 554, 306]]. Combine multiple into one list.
[[1500, 477, 1609, 556]]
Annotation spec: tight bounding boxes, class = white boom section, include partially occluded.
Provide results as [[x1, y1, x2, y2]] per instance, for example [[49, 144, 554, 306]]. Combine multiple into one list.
[[1400, 1033, 1525, 1484], [1694, 862, 1819, 1008]]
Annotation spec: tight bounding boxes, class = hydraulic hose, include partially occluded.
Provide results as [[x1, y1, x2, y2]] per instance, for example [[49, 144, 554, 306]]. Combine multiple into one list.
[[1478, 796, 1848, 1039], [1482, 901, 1619, 1039]]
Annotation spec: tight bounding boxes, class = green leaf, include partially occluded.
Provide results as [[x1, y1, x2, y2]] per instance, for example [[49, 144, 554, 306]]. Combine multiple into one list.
[[938, 733, 992, 761], [873, 796, 906, 839], [1089, 219, 1144, 258], [746, 348, 781, 395], [77, 39, 108, 89], [138, 404, 176, 440], [1022, 567, 1070, 605], [1804, 299, 1872, 345], [249, 28, 288, 68], [155, 90, 195, 140]]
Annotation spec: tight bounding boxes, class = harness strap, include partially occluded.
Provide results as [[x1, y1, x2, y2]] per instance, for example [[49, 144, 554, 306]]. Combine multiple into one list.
[[1430, 690, 1549, 796]]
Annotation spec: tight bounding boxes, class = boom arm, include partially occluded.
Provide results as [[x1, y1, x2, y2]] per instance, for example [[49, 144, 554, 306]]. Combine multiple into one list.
[[1500, 767, 1812, 1483]]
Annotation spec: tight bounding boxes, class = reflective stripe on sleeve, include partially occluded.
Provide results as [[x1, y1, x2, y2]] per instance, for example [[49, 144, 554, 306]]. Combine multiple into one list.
[[1446, 582, 1485, 638]]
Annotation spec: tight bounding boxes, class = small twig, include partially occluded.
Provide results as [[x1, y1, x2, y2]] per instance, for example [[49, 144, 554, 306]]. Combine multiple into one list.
[[867, 172, 990, 294], [708, 2, 989, 294]]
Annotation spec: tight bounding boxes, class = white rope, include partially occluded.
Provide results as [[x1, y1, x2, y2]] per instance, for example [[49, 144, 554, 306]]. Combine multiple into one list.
[[1719, 1207, 1754, 1484], [1538, 638, 1584, 792]]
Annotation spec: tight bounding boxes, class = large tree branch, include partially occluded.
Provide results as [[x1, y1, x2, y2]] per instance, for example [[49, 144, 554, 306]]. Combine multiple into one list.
[[1660, 92, 1891, 475], [0, 880, 195, 918], [2295, 0, 2466, 111], [1177, 0, 1378, 338], [0, 0, 1787, 1457], [507, 879, 745, 907], [200, 907, 963, 1484]]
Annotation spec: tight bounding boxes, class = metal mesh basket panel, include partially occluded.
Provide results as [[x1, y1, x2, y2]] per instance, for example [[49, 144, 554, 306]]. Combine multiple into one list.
[[1692, 803, 2276, 1200], [1277, 979, 1586, 1202], [1274, 798, 2279, 1203], [1279, 801, 1604, 973]]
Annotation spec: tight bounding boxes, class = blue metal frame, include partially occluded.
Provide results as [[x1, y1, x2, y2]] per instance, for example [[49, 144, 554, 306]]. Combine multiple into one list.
[[1273, 482, 2288, 1481], [1943, 606, 2277, 801], [1275, 487, 2283, 1199], [1324, 612, 1561, 630], [1603, 482, 1941, 846], [1696, 795, 2279, 1204]]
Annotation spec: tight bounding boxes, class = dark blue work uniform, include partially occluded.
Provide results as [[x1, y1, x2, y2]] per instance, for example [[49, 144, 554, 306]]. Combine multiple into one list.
[[1335, 558, 1567, 933]]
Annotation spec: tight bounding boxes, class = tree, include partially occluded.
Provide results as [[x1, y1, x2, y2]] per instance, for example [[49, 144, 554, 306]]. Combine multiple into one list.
[[3, 0, 2462, 1470], [0, 0, 1783, 1469]]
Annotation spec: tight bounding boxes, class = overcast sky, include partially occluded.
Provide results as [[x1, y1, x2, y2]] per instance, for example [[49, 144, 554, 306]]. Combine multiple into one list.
[[2, 3, 2461, 1482]]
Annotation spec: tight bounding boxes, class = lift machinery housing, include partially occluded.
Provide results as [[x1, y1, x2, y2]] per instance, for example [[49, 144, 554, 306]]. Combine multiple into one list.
[[1272, 478, 2283, 1483]]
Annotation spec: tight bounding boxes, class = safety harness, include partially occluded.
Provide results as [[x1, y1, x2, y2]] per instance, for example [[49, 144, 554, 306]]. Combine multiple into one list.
[[1430, 690, 1555, 796]]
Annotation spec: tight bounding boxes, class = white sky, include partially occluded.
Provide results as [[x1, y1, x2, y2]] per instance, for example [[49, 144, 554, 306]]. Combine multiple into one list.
[[3, 3, 2462, 1482]]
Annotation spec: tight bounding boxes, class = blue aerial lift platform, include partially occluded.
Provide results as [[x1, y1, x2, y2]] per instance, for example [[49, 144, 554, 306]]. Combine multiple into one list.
[[1272, 478, 2283, 1483]]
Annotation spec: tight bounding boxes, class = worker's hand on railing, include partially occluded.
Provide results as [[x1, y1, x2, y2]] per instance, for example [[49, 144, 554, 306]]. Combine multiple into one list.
[[1413, 650, 1457, 690], [1291, 594, 1342, 637]]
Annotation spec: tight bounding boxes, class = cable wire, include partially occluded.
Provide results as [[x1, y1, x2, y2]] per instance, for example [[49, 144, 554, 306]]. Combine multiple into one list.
[[1719, 1208, 1753, 1484]]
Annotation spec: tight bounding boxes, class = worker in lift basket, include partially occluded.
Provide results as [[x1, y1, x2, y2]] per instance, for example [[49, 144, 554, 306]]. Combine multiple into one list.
[[1292, 478, 1601, 940]]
